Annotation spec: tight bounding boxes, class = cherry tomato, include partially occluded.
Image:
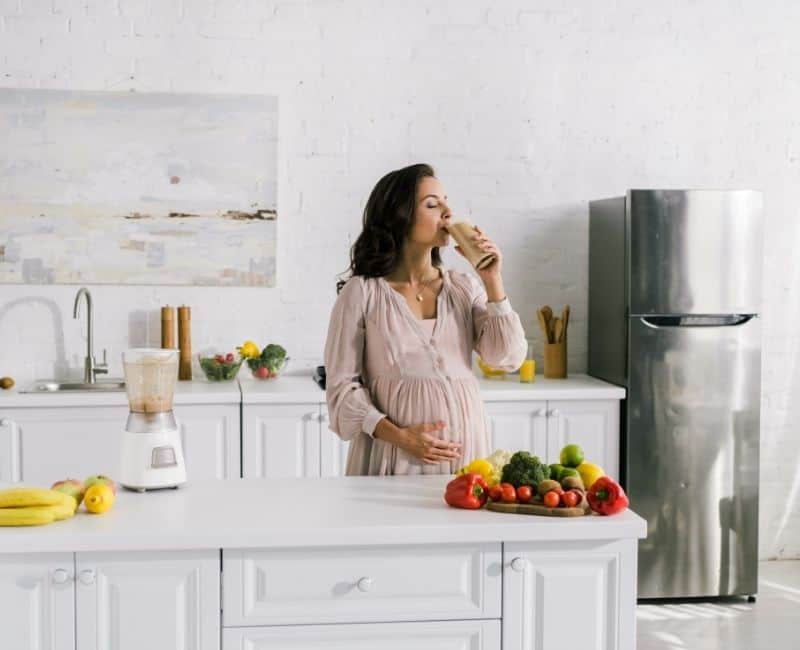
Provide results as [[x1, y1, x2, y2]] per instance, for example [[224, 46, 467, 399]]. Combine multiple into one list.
[[500, 483, 517, 503], [561, 490, 579, 508], [569, 488, 584, 505], [225, 352, 235, 363], [487, 485, 503, 501], [543, 490, 560, 508], [255, 366, 270, 379], [214, 354, 224, 363], [517, 485, 533, 503]]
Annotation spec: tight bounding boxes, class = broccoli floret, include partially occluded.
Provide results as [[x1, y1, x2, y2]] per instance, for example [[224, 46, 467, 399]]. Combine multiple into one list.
[[500, 451, 551, 488], [260, 343, 287, 371]]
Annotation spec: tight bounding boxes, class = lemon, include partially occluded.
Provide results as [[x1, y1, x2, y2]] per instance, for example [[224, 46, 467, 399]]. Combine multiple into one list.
[[84, 484, 115, 515], [576, 462, 605, 490], [238, 340, 260, 359]]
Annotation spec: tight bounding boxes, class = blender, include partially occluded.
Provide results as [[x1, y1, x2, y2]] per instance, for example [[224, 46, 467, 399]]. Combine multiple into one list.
[[119, 348, 186, 491]]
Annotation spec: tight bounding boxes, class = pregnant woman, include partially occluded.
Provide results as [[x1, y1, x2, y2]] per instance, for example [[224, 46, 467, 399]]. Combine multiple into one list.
[[324, 163, 527, 475]]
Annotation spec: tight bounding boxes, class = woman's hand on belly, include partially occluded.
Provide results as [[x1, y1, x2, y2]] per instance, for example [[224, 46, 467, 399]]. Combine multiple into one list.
[[399, 421, 462, 464]]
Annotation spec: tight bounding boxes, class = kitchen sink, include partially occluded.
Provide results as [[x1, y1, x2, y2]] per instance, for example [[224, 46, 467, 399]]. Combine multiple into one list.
[[22, 379, 126, 393]]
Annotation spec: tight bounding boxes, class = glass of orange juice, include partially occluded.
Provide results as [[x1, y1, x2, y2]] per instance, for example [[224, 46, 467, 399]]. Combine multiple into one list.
[[519, 343, 535, 383]]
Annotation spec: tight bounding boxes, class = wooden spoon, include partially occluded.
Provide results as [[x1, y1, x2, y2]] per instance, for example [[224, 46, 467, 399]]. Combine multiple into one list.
[[541, 306, 554, 343], [537, 308, 549, 341], [553, 317, 564, 344], [560, 305, 570, 342]]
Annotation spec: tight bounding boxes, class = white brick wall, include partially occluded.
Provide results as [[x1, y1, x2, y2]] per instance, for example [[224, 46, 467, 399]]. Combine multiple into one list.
[[1, 0, 798, 559]]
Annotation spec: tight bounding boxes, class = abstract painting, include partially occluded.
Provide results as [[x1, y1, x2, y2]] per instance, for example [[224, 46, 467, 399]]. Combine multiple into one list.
[[0, 89, 278, 286]]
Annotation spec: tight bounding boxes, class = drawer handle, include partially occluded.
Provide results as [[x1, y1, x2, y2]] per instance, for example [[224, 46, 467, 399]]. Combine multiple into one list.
[[78, 569, 96, 585], [0, 418, 10, 427], [356, 576, 373, 592], [510, 557, 528, 573], [535, 408, 546, 417], [52, 568, 71, 585], [548, 408, 560, 417]]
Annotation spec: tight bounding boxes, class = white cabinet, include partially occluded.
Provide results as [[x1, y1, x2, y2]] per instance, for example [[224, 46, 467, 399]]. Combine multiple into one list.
[[223, 543, 501, 626], [485, 399, 619, 477], [502, 539, 637, 650], [177, 404, 240, 480], [485, 400, 548, 458], [0, 553, 75, 650], [75, 550, 219, 650], [0, 550, 219, 650], [223, 620, 501, 650], [0, 404, 239, 484], [242, 403, 322, 478], [0, 415, 21, 482], [545, 400, 619, 479]]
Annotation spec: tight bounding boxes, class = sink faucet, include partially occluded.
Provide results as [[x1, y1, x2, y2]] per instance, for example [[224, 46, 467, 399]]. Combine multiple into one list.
[[73, 287, 108, 383]]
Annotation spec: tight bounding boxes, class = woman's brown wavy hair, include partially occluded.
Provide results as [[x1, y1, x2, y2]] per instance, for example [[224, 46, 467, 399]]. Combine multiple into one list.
[[338, 163, 442, 292]]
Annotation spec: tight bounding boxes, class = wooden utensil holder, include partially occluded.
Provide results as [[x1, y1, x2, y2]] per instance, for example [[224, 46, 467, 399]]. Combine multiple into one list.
[[544, 340, 567, 379]]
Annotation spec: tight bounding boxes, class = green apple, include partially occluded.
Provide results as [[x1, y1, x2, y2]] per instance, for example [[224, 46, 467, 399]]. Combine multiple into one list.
[[84, 474, 117, 495]]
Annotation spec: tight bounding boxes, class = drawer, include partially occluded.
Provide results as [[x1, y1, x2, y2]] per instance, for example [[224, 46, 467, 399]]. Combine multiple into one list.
[[223, 543, 501, 626], [223, 620, 501, 650]]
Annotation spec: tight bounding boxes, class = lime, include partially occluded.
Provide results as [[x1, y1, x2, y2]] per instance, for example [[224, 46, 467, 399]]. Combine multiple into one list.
[[548, 464, 565, 481], [559, 467, 580, 480], [560, 444, 585, 468]]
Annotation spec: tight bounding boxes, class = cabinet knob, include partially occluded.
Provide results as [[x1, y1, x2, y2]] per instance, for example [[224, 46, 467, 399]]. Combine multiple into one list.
[[356, 576, 373, 592], [535, 408, 546, 417], [548, 408, 560, 417], [510, 557, 528, 573], [78, 569, 96, 585], [52, 568, 71, 584], [0, 418, 10, 427]]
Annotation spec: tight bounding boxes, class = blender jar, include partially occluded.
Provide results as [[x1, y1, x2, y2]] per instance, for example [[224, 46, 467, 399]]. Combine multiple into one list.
[[123, 348, 179, 414]]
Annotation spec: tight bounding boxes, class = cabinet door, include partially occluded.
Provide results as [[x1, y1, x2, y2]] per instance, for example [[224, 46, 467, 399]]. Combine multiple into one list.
[[319, 407, 350, 477], [223, 620, 500, 650], [75, 550, 219, 650], [8, 406, 128, 484], [545, 400, 619, 478], [0, 415, 22, 482], [242, 403, 321, 478], [177, 404, 240, 479], [484, 401, 547, 457], [0, 553, 75, 650], [503, 540, 637, 650]]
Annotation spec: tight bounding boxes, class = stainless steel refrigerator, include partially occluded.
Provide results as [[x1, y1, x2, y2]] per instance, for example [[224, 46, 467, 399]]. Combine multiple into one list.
[[588, 190, 763, 600]]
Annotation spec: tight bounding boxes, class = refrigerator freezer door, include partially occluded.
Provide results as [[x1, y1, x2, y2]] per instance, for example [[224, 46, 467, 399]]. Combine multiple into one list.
[[628, 315, 760, 599], [628, 190, 763, 315]]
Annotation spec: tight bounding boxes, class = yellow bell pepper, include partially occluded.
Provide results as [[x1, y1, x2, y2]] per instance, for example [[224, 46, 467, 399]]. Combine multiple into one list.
[[456, 458, 495, 486]]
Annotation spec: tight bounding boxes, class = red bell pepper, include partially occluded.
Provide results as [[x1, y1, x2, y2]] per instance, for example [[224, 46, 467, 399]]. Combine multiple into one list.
[[587, 476, 629, 516], [444, 473, 488, 509]]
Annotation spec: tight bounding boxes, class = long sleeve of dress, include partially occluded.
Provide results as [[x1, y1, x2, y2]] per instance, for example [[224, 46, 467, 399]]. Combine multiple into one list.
[[470, 274, 528, 371], [324, 278, 386, 441]]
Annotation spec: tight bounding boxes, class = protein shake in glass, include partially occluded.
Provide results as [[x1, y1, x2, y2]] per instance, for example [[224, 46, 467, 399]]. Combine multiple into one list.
[[446, 219, 497, 270]]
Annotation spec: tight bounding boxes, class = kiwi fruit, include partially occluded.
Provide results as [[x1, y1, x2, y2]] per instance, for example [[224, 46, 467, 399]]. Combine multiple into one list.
[[537, 479, 561, 497]]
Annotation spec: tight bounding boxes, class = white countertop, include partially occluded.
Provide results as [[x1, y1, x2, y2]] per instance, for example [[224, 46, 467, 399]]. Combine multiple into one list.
[[0, 475, 646, 554], [239, 372, 625, 404], [0, 379, 241, 408], [0, 373, 624, 408]]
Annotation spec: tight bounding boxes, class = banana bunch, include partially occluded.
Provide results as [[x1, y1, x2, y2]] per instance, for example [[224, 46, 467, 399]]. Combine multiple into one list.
[[0, 487, 77, 526]]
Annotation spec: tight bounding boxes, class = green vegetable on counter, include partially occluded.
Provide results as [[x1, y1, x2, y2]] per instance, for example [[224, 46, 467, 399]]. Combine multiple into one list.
[[500, 451, 551, 489]]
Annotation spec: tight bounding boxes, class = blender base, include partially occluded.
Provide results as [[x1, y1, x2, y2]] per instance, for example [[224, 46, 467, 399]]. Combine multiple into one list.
[[119, 428, 187, 491]]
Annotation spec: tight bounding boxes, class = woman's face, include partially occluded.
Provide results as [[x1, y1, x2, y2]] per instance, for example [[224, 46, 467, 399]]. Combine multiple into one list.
[[408, 176, 451, 249]]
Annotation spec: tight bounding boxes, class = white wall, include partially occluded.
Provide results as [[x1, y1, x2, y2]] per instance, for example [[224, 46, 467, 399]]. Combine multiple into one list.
[[0, 0, 797, 559]]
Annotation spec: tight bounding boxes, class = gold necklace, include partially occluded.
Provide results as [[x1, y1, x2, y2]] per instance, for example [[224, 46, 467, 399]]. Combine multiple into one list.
[[414, 271, 439, 302]]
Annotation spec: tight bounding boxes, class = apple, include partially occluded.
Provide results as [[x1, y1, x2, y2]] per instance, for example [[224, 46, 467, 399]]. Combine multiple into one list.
[[84, 474, 117, 496], [51, 478, 86, 505]]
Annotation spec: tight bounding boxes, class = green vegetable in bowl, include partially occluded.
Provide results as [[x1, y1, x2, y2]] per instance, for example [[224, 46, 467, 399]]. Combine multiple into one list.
[[199, 355, 243, 381], [500, 451, 551, 489], [248, 343, 287, 374]]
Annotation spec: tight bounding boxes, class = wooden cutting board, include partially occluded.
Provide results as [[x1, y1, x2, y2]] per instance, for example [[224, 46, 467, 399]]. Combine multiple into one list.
[[486, 500, 591, 517]]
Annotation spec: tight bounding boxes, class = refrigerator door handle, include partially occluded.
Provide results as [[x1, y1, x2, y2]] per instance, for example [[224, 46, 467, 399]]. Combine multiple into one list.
[[639, 314, 755, 329]]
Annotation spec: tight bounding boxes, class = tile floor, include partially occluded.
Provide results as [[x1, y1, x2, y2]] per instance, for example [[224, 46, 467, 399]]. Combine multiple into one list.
[[637, 560, 800, 649]]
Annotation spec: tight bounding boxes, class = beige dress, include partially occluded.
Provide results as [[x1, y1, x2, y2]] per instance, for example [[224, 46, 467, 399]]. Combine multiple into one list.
[[324, 269, 527, 476]]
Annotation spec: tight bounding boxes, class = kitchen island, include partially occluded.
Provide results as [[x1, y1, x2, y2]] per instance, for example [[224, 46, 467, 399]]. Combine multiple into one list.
[[0, 475, 646, 650]]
